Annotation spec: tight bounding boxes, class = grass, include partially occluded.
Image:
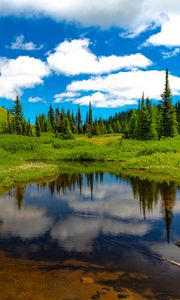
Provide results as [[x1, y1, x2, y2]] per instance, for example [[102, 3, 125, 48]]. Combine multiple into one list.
[[0, 133, 180, 188]]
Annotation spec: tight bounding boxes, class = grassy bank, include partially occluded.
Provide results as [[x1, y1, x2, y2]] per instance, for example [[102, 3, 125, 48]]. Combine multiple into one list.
[[0, 133, 180, 188]]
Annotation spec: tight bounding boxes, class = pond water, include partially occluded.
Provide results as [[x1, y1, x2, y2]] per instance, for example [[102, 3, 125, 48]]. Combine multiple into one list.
[[0, 171, 180, 299]]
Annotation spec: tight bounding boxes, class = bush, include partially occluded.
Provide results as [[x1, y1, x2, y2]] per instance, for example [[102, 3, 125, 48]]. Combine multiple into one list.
[[53, 140, 91, 150], [0, 136, 39, 152]]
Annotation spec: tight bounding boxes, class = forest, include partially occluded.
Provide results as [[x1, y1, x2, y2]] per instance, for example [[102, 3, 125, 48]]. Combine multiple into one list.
[[1, 69, 180, 140]]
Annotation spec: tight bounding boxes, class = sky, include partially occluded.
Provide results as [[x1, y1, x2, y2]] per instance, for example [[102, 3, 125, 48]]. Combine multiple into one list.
[[0, 0, 180, 121]]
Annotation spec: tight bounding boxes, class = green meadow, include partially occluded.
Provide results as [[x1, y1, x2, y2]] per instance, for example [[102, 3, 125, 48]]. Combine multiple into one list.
[[0, 133, 180, 189]]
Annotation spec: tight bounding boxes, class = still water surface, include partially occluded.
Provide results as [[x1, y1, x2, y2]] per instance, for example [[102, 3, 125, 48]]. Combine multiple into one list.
[[0, 172, 180, 299]]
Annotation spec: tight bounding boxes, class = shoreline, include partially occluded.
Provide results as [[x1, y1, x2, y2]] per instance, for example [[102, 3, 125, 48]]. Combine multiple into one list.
[[0, 134, 180, 190]]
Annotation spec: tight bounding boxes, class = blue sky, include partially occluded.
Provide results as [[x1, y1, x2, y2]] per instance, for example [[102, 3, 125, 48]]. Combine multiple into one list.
[[0, 0, 180, 122]]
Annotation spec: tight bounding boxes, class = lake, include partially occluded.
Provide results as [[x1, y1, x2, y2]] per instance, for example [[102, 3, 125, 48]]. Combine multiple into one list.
[[0, 171, 180, 299]]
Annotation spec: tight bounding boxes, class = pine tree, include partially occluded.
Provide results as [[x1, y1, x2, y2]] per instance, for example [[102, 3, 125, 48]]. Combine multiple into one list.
[[12, 96, 24, 134], [27, 118, 32, 136], [48, 105, 55, 131], [161, 69, 178, 137], [35, 117, 41, 137], [22, 120, 27, 135], [77, 105, 82, 134], [139, 93, 149, 140], [107, 123, 114, 134], [149, 108, 158, 140], [88, 102, 93, 135], [62, 118, 73, 139], [113, 120, 122, 133], [71, 111, 77, 134], [128, 110, 138, 139]]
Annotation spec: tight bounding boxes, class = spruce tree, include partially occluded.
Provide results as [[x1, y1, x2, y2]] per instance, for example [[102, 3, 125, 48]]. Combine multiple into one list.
[[77, 105, 82, 134], [62, 118, 73, 139], [139, 93, 149, 140], [128, 110, 138, 139], [161, 69, 178, 137], [107, 123, 114, 134], [113, 120, 122, 133], [35, 117, 41, 137], [149, 108, 158, 140], [88, 102, 93, 135], [48, 105, 55, 131], [27, 118, 32, 136], [12, 96, 24, 134]]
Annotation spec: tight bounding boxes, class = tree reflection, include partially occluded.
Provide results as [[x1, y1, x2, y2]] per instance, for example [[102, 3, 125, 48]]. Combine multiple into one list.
[[11, 172, 178, 243], [15, 185, 25, 210], [130, 178, 159, 219], [51, 174, 178, 243], [159, 182, 176, 243]]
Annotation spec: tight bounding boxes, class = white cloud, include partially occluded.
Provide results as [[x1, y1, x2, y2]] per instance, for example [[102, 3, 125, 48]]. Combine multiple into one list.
[[0, 56, 49, 99], [72, 92, 137, 108], [47, 39, 152, 75], [161, 48, 180, 59], [28, 96, 44, 103], [51, 216, 150, 252], [0, 0, 180, 42], [145, 14, 180, 47], [0, 195, 52, 239], [54, 91, 80, 103], [9, 35, 43, 51], [0, 1, 151, 33], [67, 70, 180, 107]]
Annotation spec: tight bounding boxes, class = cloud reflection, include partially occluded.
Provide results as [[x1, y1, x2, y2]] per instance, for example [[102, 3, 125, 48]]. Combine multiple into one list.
[[0, 195, 52, 239]]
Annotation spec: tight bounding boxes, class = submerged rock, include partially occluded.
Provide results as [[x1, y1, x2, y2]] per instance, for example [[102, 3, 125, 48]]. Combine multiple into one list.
[[81, 276, 94, 284], [175, 240, 180, 247]]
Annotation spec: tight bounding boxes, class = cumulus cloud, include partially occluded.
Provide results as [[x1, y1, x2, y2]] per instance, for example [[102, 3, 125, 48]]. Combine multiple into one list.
[[70, 92, 136, 108], [51, 216, 150, 252], [145, 14, 180, 47], [47, 39, 152, 75], [9, 35, 43, 51], [0, 0, 151, 33], [0, 0, 180, 44], [0, 56, 49, 99], [66, 70, 180, 107], [58, 183, 156, 220], [54, 91, 81, 103], [0, 195, 52, 239]]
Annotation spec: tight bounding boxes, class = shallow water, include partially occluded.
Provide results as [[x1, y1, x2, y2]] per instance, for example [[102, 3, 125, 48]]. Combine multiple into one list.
[[0, 172, 180, 299]]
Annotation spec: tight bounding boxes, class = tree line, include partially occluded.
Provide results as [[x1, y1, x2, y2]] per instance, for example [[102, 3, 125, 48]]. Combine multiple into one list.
[[1, 69, 180, 140]]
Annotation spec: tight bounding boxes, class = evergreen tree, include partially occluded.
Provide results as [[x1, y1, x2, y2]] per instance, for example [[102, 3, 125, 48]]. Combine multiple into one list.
[[149, 108, 158, 140], [35, 117, 41, 137], [107, 123, 114, 134], [62, 118, 73, 139], [161, 69, 178, 137], [77, 105, 82, 134], [71, 111, 77, 134], [128, 110, 138, 139], [88, 102, 93, 135], [21, 120, 27, 136], [27, 118, 32, 136], [113, 120, 122, 133], [12, 96, 24, 134], [48, 105, 55, 131], [139, 93, 149, 140]]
